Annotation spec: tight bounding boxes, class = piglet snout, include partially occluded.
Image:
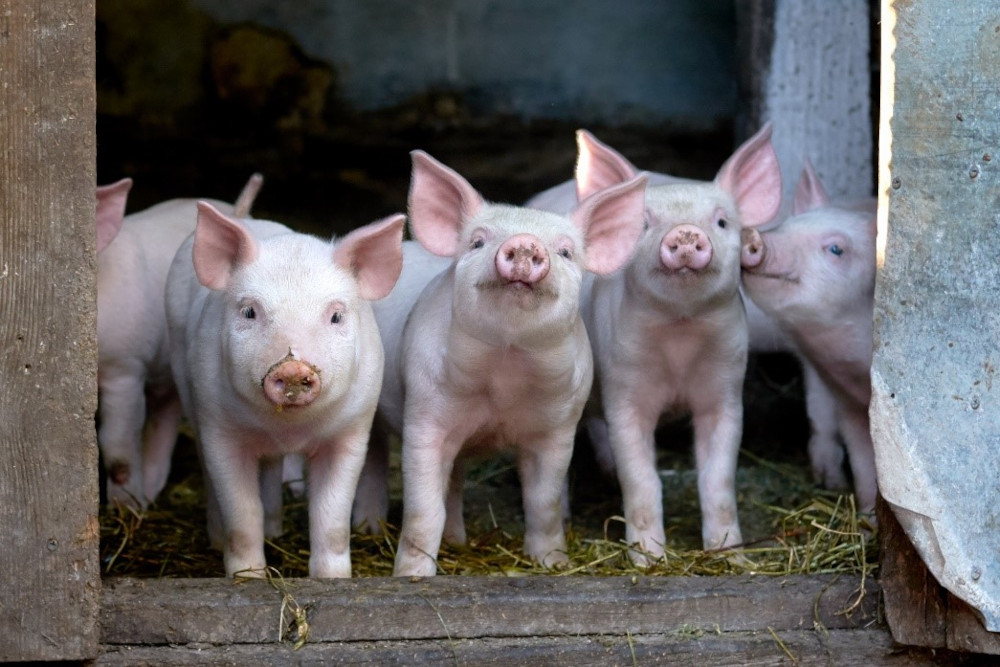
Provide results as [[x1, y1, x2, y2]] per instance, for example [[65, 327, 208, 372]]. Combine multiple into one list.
[[660, 224, 713, 271], [496, 234, 550, 285], [740, 228, 765, 269], [262, 354, 322, 408]]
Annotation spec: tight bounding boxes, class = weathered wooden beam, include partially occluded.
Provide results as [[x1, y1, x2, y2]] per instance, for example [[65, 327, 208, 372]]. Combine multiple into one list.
[[101, 574, 877, 646], [95, 629, 945, 667], [0, 0, 99, 662]]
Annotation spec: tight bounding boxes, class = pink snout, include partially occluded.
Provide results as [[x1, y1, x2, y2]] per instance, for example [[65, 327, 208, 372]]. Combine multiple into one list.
[[660, 224, 713, 271], [740, 228, 765, 269], [495, 234, 550, 285], [262, 355, 322, 408]]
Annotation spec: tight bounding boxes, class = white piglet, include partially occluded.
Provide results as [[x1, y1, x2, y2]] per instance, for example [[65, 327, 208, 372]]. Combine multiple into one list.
[[741, 159, 877, 513], [529, 131, 846, 491], [366, 150, 647, 577], [532, 125, 783, 563], [95, 174, 262, 509], [165, 202, 404, 578]]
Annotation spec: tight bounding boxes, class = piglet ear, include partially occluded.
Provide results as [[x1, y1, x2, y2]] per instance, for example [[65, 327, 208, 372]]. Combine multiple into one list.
[[233, 172, 264, 218], [408, 150, 484, 257], [95, 178, 132, 253], [792, 157, 830, 215], [572, 174, 648, 275], [192, 201, 259, 291], [715, 122, 782, 229], [333, 213, 406, 301], [574, 130, 639, 202]]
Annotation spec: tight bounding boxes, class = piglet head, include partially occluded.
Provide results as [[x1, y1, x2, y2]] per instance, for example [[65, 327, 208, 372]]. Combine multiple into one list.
[[742, 162, 876, 327], [192, 201, 404, 413], [407, 150, 646, 345], [619, 124, 781, 311]]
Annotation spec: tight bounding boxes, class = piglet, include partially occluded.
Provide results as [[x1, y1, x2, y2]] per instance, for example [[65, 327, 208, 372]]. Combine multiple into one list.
[[95, 174, 262, 509], [364, 150, 646, 577], [164, 201, 404, 577], [529, 132, 846, 491], [533, 125, 783, 563], [741, 159, 877, 512]]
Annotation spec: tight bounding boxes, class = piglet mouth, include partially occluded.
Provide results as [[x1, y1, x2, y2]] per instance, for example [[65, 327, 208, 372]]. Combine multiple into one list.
[[743, 269, 800, 284], [476, 278, 558, 299], [655, 264, 719, 278]]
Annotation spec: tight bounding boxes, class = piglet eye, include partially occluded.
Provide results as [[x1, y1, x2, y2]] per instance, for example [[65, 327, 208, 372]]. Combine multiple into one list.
[[471, 238, 485, 250], [717, 218, 727, 229], [240, 305, 256, 320], [331, 311, 343, 324], [828, 244, 844, 257], [558, 248, 573, 260]]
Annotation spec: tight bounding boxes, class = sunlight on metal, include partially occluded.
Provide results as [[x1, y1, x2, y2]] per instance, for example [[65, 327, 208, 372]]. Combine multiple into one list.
[[876, 0, 895, 270]]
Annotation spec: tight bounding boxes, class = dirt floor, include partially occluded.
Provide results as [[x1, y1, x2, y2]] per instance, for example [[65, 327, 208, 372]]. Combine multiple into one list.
[[97, 109, 863, 578]]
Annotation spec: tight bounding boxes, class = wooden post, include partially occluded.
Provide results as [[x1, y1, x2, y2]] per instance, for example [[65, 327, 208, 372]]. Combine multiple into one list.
[[0, 0, 99, 661]]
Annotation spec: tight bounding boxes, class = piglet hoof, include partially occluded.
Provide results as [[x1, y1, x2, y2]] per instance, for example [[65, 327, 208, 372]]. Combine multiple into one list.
[[310, 551, 352, 578], [261, 352, 322, 409], [107, 477, 146, 512], [538, 549, 570, 570], [394, 540, 439, 577], [108, 460, 131, 485], [625, 533, 665, 568], [627, 546, 662, 569]]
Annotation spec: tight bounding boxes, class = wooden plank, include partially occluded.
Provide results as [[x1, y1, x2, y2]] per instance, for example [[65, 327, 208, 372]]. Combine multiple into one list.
[[94, 630, 948, 666], [101, 574, 878, 645], [871, 0, 1000, 648], [877, 496, 948, 648], [0, 0, 99, 662]]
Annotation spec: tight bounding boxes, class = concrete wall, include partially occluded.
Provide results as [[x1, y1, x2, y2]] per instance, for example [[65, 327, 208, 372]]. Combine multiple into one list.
[[188, 0, 737, 128]]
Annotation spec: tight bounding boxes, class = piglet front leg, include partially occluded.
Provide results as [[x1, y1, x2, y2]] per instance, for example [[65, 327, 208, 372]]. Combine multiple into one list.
[[836, 404, 877, 515], [140, 388, 183, 504], [352, 420, 390, 535], [202, 429, 268, 577], [394, 422, 457, 577], [99, 371, 149, 509], [309, 426, 370, 578], [604, 398, 666, 566], [517, 429, 575, 568], [802, 362, 847, 489], [691, 395, 744, 550], [442, 459, 467, 546]]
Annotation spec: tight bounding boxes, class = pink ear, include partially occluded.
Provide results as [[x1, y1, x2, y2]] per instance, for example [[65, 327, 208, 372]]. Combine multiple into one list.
[[233, 172, 264, 218], [192, 201, 259, 290], [574, 130, 639, 202], [715, 122, 782, 229], [572, 174, 648, 275], [95, 178, 132, 253], [333, 213, 406, 301], [408, 150, 485, 257], [792, 158, 830, 215]]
